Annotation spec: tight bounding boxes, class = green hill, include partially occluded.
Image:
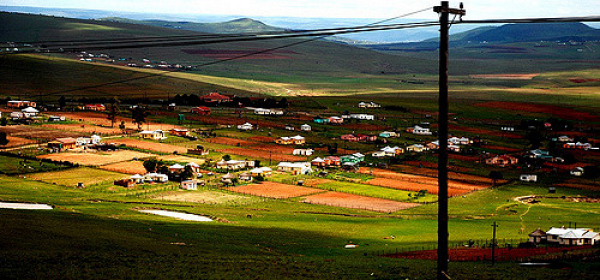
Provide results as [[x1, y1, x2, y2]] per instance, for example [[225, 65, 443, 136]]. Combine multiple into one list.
[[99, 17, 287, 34]]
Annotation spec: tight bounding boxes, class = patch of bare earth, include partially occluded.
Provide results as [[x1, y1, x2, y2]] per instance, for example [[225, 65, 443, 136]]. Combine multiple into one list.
[[227, 181, 323, 198], [303, 192, 419, 213]]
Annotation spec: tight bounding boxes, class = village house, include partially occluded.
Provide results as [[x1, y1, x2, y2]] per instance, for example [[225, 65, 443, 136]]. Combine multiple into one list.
[[188, 145, 209, 156], [448, 137, 470, 145], [557, 135, 574, 142], [343, 113, 375, 120], [406, 144, 428, 153], [48, 115, 65, 122], [144, 173, 169, 183], [293, 148, 314, 156], [200, 92, 231, 103], [277, 162, 312, 175], [191, 106, 211, 115], [378, 131, 397, 138], [114, 178, 135, 188], [311, 157, 326, 167], [313, 116, 330, 124], [528, 228, 546, 244], [239, 172, 253, 182], [448, 144, 461, 153], [340, 134, 359, 142], [140, 130, 166, 140], [180, 180, 198, 190], [168, 163, 185, 173], [250, 167, 272, 177], [221, 173, 236, 185], [169, 128, 190, 137], [570, 167, 585, 177], [276, 137, 294, 145], [7, 100, 36, 108], [186, 162, 201, 174], [21, 107, 39, 116], [324, 156, 341, 166], [426, 141, 439, 150], [341, 153, 364, 166], [85, 104, 106, 111], [76, 135, 101, 146], [528, 149, 552, 160], [237, 122, 253, 131], [563, 142, 592, 150], [373, 146, 403, 157], [407, 125, 432, 136], [216, 159, 254, 170], [284, 124, 295, 131], [485, 155, 519, 167], [329, 116, 344, 124], [545, 227, 599, 246], [300, 124, 311, 131], [130, 174, 145, 184], [48, 137, 77, 151], [358, 101, 381, 108], [519, 174, 538, 182], [356, 134, 377, 142]]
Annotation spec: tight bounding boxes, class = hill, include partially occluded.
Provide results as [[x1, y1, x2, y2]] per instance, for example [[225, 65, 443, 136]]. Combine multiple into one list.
[[99, 17, 287, 34]]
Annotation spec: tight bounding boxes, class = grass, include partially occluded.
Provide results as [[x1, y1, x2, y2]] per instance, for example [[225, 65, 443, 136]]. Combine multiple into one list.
[[27, 167, 127, 187], [0, 154, 70, 175], [312, 180, 437, 203]]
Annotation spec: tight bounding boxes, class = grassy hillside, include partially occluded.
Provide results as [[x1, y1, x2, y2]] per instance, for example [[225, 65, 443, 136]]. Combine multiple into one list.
[[100, 17, 287, 34]]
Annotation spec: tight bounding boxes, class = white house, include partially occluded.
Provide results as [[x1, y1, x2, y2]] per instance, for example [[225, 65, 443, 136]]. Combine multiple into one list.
[[180, 180, 198, 190], [144, 173, 168, 183], [76, 135, 101, 146], [250, 167, 272, 177], [345, 113, 375, 120], [519, 174, 538, 182], [277, 162, 312, 175], [21, 107, 39, 116], [300, 124, 311, 131], [237, 122, 253, 131], [140, 130, 166, 140], [130, 174, 144, 184], [254, 108, 284, 115], [570, 167, 585, 177], [216, 160, 254, 170], [410, 125, 432, 136], [557, 135, 574, 142], [546, 227, 600, 246], [293, 148, 314, 156]]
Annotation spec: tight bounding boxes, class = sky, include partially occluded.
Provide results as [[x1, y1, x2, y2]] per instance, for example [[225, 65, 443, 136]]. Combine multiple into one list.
[[2, 0, 599, 20]]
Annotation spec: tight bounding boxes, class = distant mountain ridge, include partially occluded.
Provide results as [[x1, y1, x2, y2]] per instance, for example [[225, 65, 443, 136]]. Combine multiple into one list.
[[99, 17, 287, 34]]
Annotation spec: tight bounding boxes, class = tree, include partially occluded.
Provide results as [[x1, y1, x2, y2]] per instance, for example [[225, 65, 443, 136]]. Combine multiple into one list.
[[488, 171, 503, 187], [254, 174, 264, 182], [131, 105, 147, 130], [0, 132, 9, 146], [583, 166, 599, 182], [222, 155, 231, 161], [119, 121, 126, 131], [180, 166, 194, 181], [143, 158, 158, 173], [0, 117, 7, 126], [107, 97, 121, 127], [58, 95, 66, 109]]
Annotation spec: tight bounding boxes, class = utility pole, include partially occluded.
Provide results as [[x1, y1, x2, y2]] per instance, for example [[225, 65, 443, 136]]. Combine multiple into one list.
[[491, 221, 498, 266], [433, 2, 465, 280]]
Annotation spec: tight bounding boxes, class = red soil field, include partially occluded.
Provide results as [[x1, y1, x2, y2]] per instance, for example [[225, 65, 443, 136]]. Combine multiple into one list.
[[99, 160, 147, 174], [247, 136, 276, 143], [250, 144, 296, 154], [108, 138, 188, 154], [340, 123, 390, 131], [569, 78, 600, 83], [402, 161, 471, 173], [56, 112, 185, 131], [448, 154, 480, 162], [482, 144, 521, 152], [303, 191, 419, 213], [42, 124, 125, 135], [365, 178, 474, 197], [388, 245, 592, 262], [474, 101, 600, 122], [2, 136, 37, 148], [0, 125, 83, 141], [37, 150, 153, 166], [217, 148, 305, 162], [205, 137, 258, 147], [227, 181, 323, 199], [185, 115, 284, 129]]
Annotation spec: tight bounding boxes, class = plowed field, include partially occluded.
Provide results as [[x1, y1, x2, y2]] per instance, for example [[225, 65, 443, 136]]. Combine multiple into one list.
[[42, 124, 124, 135], [108, 138, 188, 154], [474, 101, 600, 122], [227, 181, 323, 198], [38, 150, 153, 166], [99, 160, 147, 174], [217, 148, 305, 162], [303, 192, 419, 213]]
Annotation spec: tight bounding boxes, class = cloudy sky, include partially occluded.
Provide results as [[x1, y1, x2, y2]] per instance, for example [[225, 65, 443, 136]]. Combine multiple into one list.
[[2, 0, 598, 20]]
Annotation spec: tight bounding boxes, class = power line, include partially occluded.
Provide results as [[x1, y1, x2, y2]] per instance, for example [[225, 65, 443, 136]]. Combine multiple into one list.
[[458, 16, 600, 24]]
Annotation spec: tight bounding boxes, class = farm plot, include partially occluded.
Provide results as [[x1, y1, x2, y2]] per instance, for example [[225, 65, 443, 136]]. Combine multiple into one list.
[[42, 124, 124, 135], [227, 181, 323, 199], [361, 167, 497, 187], [56, 112, 185, 131], [157, 155, 206, 165], [2, 136, 37, 148], [107, 138, 188, 154], [99, 160, 146, 175], [0, 125, 82, 141], [474, 101, 600, 122], [216, 148, 305, 162], [304, 179, 437, 203], [38, 150, 153, 166], [303, 192, 419, 213], [390, 245, 592, 262], [204, 137, 258, 146], [28, 167, 126, 187], [247, 136, 276, 143], [150, 190, 260, 205]]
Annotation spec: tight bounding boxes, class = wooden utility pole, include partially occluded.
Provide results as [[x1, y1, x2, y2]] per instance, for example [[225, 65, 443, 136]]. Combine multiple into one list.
[[491, 221, 498, 266], [433, 2, 465, 279]]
